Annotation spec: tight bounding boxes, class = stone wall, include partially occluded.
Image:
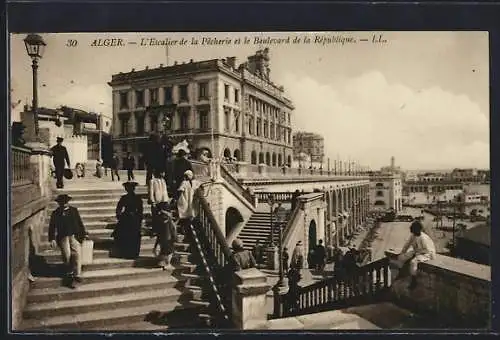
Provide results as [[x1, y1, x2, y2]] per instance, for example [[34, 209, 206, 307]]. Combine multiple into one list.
[[387, 251, 491, 329]]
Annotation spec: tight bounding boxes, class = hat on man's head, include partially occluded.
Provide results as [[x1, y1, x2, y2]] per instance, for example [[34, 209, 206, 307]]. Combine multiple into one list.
[[54, 194, 72, 203], [177, 149, 187, 157], [123, 181, 138, 189], [232, 238, 244, 251], [56, 137, 64, 142]]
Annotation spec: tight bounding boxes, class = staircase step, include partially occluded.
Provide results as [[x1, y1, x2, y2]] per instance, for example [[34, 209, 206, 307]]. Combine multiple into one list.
[[27, 274, 187, 304], [24, 287, 193, 319], [31, 266, 193, 289], [48, 198, 149, 209], [21, 298, 203, 330], [80, 256, 157, 271]]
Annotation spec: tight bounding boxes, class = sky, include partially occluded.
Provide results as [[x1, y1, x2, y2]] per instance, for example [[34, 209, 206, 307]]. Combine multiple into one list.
[[10, 31, 489, 170]]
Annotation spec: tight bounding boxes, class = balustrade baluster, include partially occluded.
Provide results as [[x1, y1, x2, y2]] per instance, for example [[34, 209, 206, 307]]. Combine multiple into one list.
[[383, 262, 389, 288], [376, 267, 382, 290]]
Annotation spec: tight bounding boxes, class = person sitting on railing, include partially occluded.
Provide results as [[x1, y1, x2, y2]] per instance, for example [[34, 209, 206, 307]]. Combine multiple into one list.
[[231, 238, 256, 271], [396, 220, 436, 290]]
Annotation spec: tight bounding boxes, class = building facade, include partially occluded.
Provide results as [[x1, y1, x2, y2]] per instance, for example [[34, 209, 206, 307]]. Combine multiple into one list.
[[292, 131, 324, 164], [369, 172, 403, 212], [108, 49, 294, 167]]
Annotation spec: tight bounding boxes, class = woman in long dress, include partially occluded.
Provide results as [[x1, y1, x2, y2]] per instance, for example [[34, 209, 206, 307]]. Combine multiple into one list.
[[114, 182, 144, 259], [177, 170, 198, 233]]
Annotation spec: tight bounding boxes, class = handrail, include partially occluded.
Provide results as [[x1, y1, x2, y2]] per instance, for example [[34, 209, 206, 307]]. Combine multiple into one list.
[[273, 257, 391, 318], [255, 192, 295, 202], [192, 191, 238, 327], [11, 146, 33, 187], [281, 203, 301, 247], [220, 164, 254, 206]]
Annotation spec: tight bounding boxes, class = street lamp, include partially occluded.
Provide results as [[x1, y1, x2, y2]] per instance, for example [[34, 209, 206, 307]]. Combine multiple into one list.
[[267, 195, 277, 246], [24, 34, 46, 140], [274, 204, 287, 289]]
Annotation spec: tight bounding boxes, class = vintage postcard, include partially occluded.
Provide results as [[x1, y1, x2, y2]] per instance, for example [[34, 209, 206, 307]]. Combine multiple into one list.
[[10, 32, 490, 332]]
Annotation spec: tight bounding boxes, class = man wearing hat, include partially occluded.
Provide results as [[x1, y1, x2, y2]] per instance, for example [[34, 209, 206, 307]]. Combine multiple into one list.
[[50, 137, 71, 188], [172, 149, 193, 197], [48, 194, 88, 288], [291, 241, 304, 269]]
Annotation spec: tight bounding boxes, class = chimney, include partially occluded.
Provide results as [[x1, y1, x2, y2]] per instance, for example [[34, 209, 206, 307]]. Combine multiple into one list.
[[131, 68, 135, 72], [160, 64, 163, 67], [190, 59, 194, 63], [145, 66, 149, 70], [390, 156, 395, 170]]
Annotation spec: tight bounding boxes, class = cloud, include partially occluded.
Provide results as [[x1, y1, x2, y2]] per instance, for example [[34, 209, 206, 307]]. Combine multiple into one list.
[[282, 71, 489, 170]]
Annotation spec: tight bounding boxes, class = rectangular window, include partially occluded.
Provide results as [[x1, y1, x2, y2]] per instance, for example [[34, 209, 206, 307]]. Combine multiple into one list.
[[120, 119, 129, 136], [180, 113, 188, 130], [150, 115, 158, 132], [234, 89, 239, 103], [136, 115, 145, 135], [234, 112, 240, 133], [256, 118, 261, 137], [277, 126, 281, 141], [224, 84, 230, 100], [248, 117, 254, 135], [149, 88, 159, 105], [224, 110, 230, 132], [121, 142, 127, 152], [135, 90, 144, 107], [164, 87, 173, 103], [264, 121, 268, 138], [198, 82, 208, 100], [180, 85, 189, 102], [199, 110, 209, 130], [270, 123, 274, 139], [119, 92, 129, 109]]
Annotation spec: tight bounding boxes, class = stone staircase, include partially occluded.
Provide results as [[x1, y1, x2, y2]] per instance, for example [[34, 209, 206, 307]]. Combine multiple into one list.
[[21, 187, 216, 331]]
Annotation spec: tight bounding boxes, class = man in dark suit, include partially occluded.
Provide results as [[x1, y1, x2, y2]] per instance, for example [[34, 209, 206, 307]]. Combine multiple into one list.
[[110, 152, 120, 181], [48, 194, 88, 288], [172, 149, 193, 198], [124, 152, 135, 181], [50, 137, 71, 188]]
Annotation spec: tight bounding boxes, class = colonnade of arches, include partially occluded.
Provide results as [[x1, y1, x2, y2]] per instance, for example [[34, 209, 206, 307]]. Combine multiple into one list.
[[219, 147, 292, 167], [324, 184, 370, 247]]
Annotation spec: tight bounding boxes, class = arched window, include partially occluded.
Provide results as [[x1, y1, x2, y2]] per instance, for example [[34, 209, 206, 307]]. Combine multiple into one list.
[[278, 154, 283, 166], [251, 151, 257, 164], [376, 190, 384, 197], [265, 152, 271, 166], [233, 149, 241, 161], [287, 155, 292, 166], [223, 148, 231, 158], [259, 152, 264, 164], [272, 153, 277, 166]]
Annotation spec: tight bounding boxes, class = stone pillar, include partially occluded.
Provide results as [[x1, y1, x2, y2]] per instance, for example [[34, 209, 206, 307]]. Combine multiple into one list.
[[231, 268, 271, 329], [25, 142, 52, 198], [317, 207, 325, 243], [266, 245, 279, 270]]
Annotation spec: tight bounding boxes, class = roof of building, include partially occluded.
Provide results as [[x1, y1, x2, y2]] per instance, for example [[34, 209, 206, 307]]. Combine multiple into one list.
[[457, 224, 490, 247]]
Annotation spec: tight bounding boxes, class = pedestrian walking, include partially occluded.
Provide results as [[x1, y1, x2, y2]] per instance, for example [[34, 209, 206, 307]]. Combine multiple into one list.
[[50, 137, 71, 189], [252, 240, 264, 264], [124, 152, 135, 181], [149, 169, 170, 218], [176, 170, 198, 234], [152, 202, 177, 271], [172, 149, 193, 197], [396, 220, 436, 290], [113, 182, 143, 259], [314, 239, 326, 271], [48, 194, 88, 288], [110, 152, 120, 181], [231, 238, 256, 271], [291, 241, 304, 269], [282, 247, 290, 272]]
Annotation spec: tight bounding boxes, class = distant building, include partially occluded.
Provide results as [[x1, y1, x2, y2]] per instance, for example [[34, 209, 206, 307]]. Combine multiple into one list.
[[450, 168, 489, 183], [369, 172, 403, 212], [455, 224, 490, 265], [108, 49, 294, 168], [292, 132, 324, 165], [380, 156, 402, 174]]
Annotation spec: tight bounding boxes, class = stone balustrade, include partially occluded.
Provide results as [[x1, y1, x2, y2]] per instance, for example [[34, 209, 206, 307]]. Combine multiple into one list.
[[385, 250, 491, 329]]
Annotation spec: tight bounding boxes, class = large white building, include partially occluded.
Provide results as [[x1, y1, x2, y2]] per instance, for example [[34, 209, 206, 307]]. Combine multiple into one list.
[[369, 172, 403, 212], [108, 49, 294, 167]]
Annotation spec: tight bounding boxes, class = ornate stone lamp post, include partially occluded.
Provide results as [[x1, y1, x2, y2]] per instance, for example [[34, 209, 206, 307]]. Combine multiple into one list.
[[23, 34, 46, 142]]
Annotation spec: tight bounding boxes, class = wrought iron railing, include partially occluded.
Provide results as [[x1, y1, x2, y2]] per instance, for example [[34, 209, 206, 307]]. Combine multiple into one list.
[[220, 164, 254, 206], [191, 192, 238, 327], [11, 146, 32, 187], [273, 257, 391, 318]]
